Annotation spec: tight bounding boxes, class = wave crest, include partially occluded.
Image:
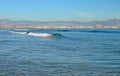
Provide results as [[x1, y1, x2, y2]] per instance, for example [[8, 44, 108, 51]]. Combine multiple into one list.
[[52, 33, 63, 36], [10, 30, 64, 38], [10, 31, 27, 35], [27, 32, 52, 37]]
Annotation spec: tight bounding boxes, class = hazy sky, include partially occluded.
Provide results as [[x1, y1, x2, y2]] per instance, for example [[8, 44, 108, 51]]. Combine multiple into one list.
[[0, 0, 120, 21]]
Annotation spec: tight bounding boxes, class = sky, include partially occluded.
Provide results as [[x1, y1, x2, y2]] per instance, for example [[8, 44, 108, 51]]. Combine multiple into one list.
[[0, 0, 120, 21]]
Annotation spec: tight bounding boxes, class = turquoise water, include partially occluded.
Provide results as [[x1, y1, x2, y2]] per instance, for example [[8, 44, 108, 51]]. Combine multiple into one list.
[[0, 28, 120, 76]]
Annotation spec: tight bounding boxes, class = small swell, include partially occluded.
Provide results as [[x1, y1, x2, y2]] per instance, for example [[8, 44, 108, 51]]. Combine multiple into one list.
[[56, 29, 120, 34], [0, 39, 14, 43], [87, 30, 120, 34], [52, 33, 63, 36], [56, 29, 71, 32]]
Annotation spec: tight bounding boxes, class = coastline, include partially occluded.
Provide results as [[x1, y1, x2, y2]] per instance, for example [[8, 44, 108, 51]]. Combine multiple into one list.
[[0, 25, 120, 28]]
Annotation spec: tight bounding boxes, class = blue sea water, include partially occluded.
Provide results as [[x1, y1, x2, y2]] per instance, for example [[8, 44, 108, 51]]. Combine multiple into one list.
[[0, 28, 120, 76]]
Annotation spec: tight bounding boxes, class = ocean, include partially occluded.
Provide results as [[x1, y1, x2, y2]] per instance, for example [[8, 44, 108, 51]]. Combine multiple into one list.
[[0, 28, 120, 76]]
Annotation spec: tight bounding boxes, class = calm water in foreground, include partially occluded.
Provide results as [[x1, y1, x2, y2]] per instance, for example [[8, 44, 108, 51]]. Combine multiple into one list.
[[0, 28, 120, 76]]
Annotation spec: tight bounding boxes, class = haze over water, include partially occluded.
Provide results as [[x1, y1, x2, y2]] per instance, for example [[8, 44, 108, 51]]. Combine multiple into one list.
[[0, 0, 120, 76], [0, 28, 120, 76]]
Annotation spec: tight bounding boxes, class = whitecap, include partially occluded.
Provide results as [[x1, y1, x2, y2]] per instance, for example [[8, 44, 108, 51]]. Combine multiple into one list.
[[14, 28, 29, 31], [27, 32, 52, 37], [10, 31, 27, 35]]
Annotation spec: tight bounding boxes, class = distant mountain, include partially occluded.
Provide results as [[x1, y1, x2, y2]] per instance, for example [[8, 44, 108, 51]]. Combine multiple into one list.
[[0, 18, 120, 26]]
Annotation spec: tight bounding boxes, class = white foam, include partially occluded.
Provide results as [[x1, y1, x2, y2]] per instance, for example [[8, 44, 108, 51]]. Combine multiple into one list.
[[10, 31, 27, 35], [27, 32, 52, 37], [14, 28, 29, 31]]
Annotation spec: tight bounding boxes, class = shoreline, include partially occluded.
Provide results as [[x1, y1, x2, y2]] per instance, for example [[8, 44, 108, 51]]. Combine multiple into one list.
[[0, 25, 120, 29]]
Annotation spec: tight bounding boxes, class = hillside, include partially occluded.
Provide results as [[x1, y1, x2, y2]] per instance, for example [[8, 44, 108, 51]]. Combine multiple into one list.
[[0, 18, 120, 26]]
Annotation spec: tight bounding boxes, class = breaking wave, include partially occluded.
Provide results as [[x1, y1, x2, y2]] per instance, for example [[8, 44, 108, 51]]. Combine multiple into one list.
[[10, 31, 27, 35], [27, 32, 63, 37], [13, 28, 29, 31], [27, 32, 52, 37], [10, 31, 63, 38]]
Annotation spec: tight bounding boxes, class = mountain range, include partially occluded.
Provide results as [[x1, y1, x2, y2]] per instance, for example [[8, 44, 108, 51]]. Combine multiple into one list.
[[0, 18, 120, 26]]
